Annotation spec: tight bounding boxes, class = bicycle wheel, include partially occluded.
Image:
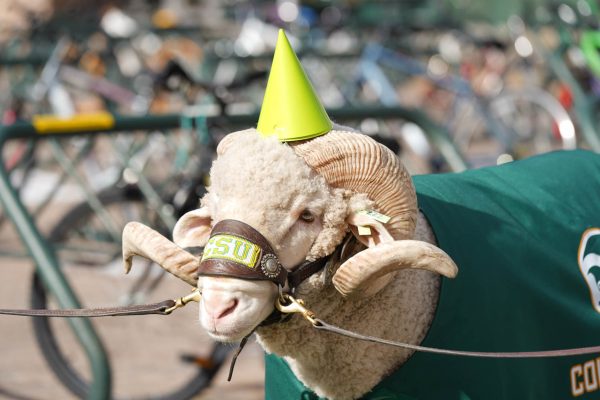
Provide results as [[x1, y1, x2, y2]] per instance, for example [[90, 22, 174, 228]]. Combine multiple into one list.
[[489, 88, 577, 157], [33, 186, 230, 400], [451, 87, 576, 167], [49, 185, 148, 268]]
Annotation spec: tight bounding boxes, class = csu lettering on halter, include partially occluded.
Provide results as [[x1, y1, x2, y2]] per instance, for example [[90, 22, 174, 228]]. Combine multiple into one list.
[[202, 234, 261, 268]]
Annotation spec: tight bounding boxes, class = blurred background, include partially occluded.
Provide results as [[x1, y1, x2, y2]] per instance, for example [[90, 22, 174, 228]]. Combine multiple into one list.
[[0, 0, 598, 399]]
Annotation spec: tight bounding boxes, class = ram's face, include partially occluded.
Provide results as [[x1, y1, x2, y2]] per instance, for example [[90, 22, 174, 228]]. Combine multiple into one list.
[[173, 131, 349, 342]]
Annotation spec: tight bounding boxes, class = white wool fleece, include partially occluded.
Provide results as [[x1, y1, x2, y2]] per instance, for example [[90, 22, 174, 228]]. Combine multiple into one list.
[[201, 129, 371, 265]]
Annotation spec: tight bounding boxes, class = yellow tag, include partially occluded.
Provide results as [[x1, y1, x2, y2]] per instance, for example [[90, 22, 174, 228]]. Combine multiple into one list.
[[357, 226, 372, 236], [201, 234, 261, 268], [358, 210, 391, 224], [32, 112, 115, 134]]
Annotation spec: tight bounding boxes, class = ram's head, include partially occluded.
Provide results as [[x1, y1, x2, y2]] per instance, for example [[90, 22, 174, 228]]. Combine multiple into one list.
[[122, 127, 457, 342]]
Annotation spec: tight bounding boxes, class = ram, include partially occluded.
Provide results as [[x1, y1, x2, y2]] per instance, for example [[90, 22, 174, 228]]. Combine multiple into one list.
[[121, 31, 600, 400]]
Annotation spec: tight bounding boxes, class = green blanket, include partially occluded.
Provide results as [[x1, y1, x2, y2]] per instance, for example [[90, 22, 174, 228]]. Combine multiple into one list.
[[265, 150, 600, 399]]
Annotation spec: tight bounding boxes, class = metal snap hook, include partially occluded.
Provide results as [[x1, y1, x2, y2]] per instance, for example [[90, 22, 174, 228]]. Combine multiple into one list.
[[164, 289, 201, 315], [275, 293, 318, 325]]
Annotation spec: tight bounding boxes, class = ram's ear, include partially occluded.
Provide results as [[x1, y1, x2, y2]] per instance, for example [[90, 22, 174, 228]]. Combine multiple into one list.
[[173, 207, 212, 248], [346, 211, 394, 248]]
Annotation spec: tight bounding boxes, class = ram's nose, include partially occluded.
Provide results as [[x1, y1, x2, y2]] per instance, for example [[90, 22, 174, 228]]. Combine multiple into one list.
[[202, 292, 239, 320]]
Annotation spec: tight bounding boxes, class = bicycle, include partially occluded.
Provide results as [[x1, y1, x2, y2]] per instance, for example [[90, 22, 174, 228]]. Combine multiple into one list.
[[351, 41, 577, 168]]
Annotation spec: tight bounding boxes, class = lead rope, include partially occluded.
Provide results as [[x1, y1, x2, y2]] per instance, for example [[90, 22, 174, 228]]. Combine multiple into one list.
[[276, 294, 600, 359], [0, 290, 201, 317]]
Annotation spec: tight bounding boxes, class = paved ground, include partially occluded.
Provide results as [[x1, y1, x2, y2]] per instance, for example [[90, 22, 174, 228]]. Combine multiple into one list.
[[0, 226, 264, 400]]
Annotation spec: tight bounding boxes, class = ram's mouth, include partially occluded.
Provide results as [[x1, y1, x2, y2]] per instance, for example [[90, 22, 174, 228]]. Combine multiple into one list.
[[207, 331, 243, 343], [205, 322, 256, 343]]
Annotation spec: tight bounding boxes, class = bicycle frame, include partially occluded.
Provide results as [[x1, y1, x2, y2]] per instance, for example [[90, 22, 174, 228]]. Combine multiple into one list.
[[346, 44, 469, 171], [356, 43, 517, 151]]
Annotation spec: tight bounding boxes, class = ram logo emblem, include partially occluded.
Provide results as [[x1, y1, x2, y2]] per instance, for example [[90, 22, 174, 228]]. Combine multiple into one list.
[[578, 228, 600, 313]]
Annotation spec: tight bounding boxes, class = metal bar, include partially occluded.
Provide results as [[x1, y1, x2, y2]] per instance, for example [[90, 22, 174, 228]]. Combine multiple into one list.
[[49, 139, 122, 241], [0, 54, 51, 66], [0, 114, 182, 139], [30, 139, 96, 219], [31, 37, 70, 103], [108, 138, 178, 229], [359, 60, 400, 106], [2, 107, 468, 171]]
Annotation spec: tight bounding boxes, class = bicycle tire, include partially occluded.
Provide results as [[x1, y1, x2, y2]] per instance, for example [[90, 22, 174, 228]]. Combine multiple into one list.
[[489, 88, 577, 155], [32, 186, 229, 400], [450, 87, 575, 166]]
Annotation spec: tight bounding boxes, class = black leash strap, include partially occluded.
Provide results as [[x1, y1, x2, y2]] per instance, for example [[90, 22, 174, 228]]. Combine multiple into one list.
[[0, 290, 201, 318], [0, 300, 176, 317], [287, 256, 329, 291], [227, 330, 255, 382]]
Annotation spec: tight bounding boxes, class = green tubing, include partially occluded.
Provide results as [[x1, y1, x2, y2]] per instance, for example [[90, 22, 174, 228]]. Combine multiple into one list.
[[0, 114, 182, 139], [581, 31, 600, 79], [0, 135, 111, 399]]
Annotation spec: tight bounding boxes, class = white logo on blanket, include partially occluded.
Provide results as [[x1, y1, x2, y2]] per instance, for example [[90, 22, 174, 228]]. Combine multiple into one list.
[[578, 228, 600, 313]]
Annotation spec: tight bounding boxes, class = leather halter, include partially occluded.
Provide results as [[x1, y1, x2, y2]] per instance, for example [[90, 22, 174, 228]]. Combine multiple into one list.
[[197, 219, 332, 380], [198, 219, 328, 292]]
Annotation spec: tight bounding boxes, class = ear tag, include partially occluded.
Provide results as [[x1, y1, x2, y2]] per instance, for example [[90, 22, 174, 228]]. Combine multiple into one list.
[[358, 210, 391, 224], [357, 226, 372, 236]]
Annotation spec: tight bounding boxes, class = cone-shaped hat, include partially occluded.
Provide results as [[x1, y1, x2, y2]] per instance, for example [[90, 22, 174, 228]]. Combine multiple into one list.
[[257, 30, 332, 141]]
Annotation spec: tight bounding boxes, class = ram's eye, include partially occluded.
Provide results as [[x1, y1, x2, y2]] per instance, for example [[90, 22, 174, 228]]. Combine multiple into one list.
[[300, 210, 315, 222]]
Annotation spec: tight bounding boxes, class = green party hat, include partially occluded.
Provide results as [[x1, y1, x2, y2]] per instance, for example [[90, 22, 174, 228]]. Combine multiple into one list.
[[256, 30, 332, 141]]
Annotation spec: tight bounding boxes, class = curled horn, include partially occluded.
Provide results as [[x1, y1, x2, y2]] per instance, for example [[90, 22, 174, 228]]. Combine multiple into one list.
[[332, 240, 458, 298], [291, 130, 417, 241], [292, 130, 457, 297], [122, 222, 198, 286]]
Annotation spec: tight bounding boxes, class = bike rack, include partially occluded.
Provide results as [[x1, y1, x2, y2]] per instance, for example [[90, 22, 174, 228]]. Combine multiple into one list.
[[0, 113, 183, 400]]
